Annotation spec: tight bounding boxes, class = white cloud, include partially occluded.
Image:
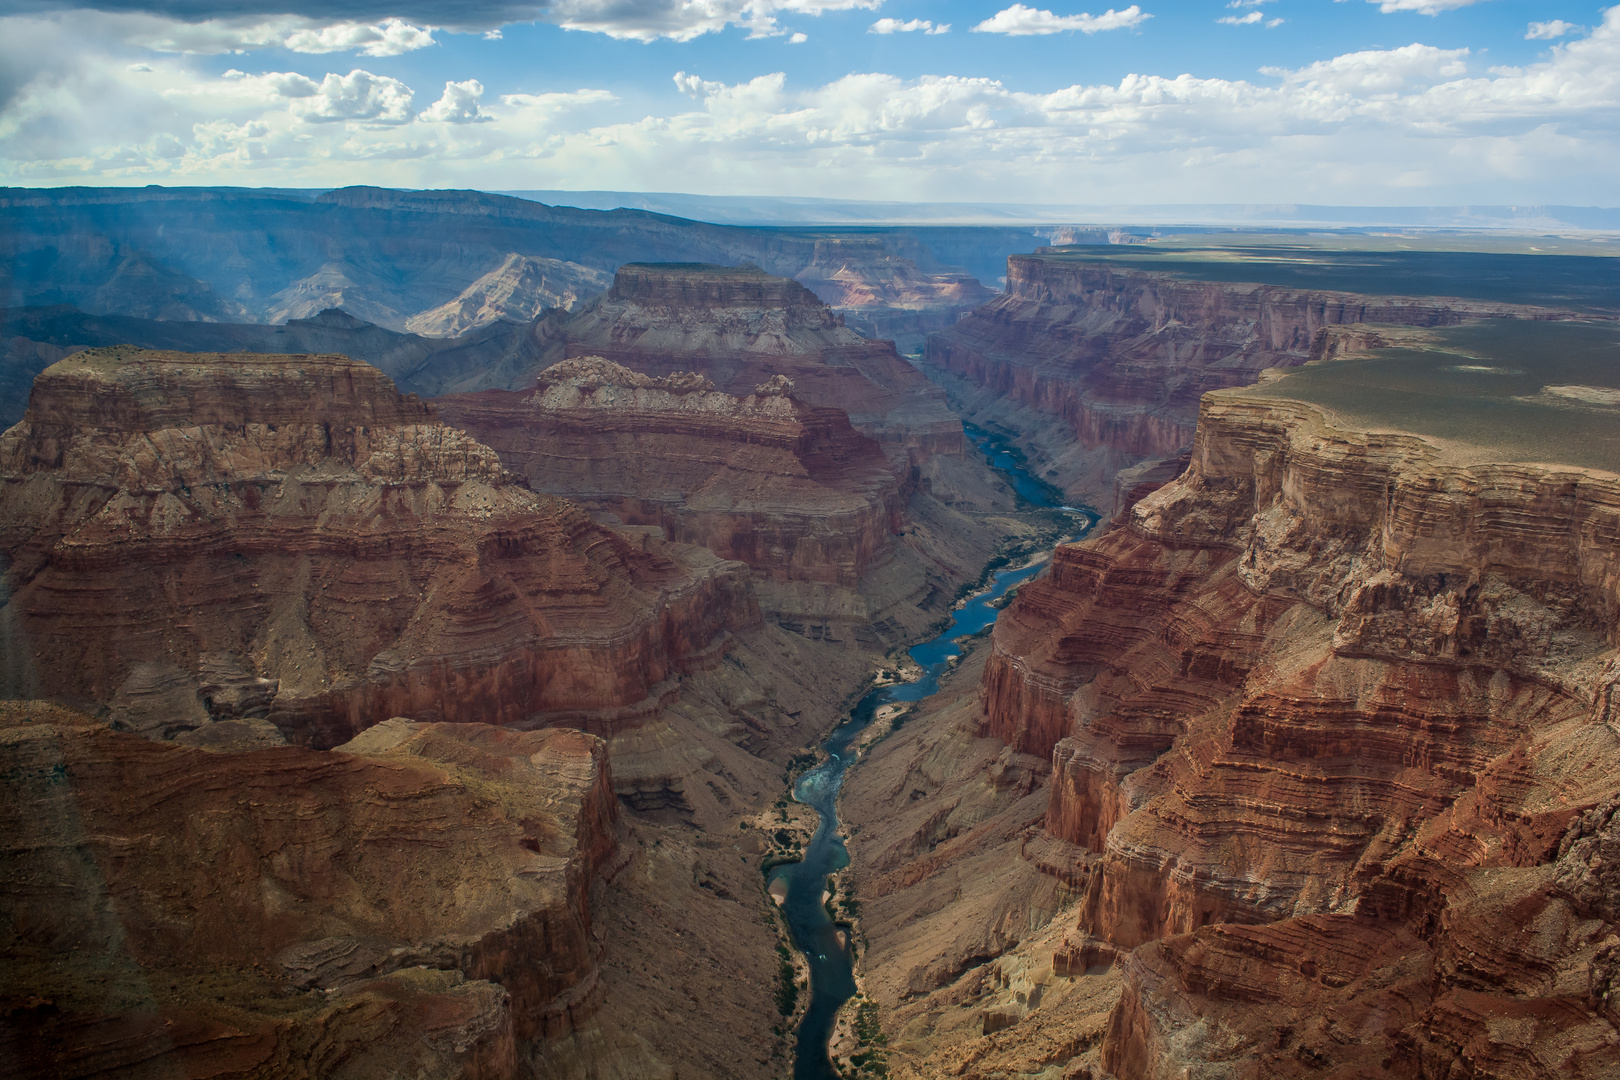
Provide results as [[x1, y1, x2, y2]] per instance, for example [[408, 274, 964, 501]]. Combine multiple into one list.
[[283, 70, 416, 124], [789, 31, 809, 42], [283, 19, 437, 56], [1527, 20, 1582, 40], [870, 18, 949, 34], [543, 0, 882, 42], [1220, 11, 1261, 24], [1364, 0, 1486, 13], [3, 6, 1619, 206], [973, 4, 1151, 36], [420, 79, 490, 123]]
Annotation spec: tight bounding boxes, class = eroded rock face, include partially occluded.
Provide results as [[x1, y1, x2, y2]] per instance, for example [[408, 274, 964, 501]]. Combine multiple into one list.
[[0, 346, 754, 748], [507, 263, 965, 461], [792, 237, 998, 352], [973, 390, 1620, 1075], [926, 254, 1579, 504], [0, 702, 617, 1079], [437, 356, 904, 593], [404, 254, 613, 338]]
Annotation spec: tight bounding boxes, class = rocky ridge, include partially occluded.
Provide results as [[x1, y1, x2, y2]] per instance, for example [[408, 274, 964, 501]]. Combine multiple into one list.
[[843, 386, 1620, 1078], [404, 255, 613, 338], [0, 703, 616, 1079], [925, 252, 1590, 506], [0, 346, 752, 750]]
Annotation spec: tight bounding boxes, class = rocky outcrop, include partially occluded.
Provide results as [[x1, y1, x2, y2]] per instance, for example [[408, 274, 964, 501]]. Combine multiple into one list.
[[969, 388, 1620, 1075], [792, 238, 997, 353], [436, 263, 966, 462], [0, 346, 753, 748], [926, 253, 1585, 505], [436, 357, 904, 592], [404, 255, 613, 337], [0, 702, 617, 1079]]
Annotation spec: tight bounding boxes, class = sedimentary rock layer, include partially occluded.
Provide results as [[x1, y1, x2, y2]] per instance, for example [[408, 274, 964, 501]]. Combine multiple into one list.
[[0, 346, 753, 747], [437, 356, 905, 590], [792, 237, 997, 352], [456, 263, 964, 461], [926, 254, 1581, 503], [971, 389, 1620, 1075], [0, 703, 616, 1079]]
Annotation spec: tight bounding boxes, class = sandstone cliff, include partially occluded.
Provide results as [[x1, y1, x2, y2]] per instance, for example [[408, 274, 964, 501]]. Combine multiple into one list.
[[926, 252, 1586, 506], [404, 255, 613, 337], [429, 263, 965, 463], [0, 346, 752, 749], [0, 703, 616, 1079], [437, 357, 904, 593], [845, 385, 1620, 1078]]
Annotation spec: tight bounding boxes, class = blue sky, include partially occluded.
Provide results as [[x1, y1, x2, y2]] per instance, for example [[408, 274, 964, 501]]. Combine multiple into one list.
[[1, 1, 1615, 205]]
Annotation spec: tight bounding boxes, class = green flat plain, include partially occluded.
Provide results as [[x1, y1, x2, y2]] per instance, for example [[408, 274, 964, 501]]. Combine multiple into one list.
[[1244, 320, 1620, 474]]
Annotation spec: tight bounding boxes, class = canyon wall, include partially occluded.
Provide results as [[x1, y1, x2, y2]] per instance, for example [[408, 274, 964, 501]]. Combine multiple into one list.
[[966, 389, 1620, 1076], [437, 356, 904, 593], [925, 253, 1582, 505], [0, 703, 617, 1079], [0, 346, 753, 749]]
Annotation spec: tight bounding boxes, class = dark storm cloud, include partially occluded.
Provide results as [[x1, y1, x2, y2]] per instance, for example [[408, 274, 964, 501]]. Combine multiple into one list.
[[6, 0, 547, 29]]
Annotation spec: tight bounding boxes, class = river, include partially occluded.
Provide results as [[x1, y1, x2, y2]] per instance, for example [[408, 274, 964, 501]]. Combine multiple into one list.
[[769, 424, 1094, 1079]]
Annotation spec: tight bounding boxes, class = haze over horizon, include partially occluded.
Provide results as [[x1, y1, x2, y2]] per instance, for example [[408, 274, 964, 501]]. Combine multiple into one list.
[[2, 0, 1616, 206]]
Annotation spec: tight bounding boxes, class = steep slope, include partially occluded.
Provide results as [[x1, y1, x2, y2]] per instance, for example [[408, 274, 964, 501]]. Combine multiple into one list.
[[843, 384, 1620, 1078], [792, 237, 997, 352], [0, 346, 751, 750], [429, 263, 965, 463], [926, 250, 1594, 506], [437, 357, 902, 592], [405, 255, 613, 337], [0, 704, 616, 1079]]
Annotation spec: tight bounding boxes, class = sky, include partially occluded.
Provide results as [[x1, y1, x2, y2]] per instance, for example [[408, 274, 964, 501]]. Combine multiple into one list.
[[1, 0, 1616, 205]]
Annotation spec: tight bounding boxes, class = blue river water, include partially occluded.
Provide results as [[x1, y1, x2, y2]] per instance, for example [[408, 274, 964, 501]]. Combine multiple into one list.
[[770, 425, 1094, 1079]]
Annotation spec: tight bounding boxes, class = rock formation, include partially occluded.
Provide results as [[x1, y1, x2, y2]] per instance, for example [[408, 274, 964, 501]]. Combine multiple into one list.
[[844, 379, 1620, 1077], [926, 251, 1590, 505], [404, 255, 613, 337], [792, 237, 997, 352], [440, 263, 966, 463], [436, 356, 904, 594], [0, 703, 616, 1079], [0, 346, 753, 749]]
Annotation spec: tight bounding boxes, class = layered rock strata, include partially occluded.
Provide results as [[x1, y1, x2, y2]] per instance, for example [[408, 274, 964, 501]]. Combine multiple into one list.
[[440, 263, 965, 462], [969, 390, 1620, 1075], [792, 237, 997, 352], [0, 703, 616, 1079], [437, 357, 904, 592], [0, 347, 752, 748], [926, 253, 1583, 504]]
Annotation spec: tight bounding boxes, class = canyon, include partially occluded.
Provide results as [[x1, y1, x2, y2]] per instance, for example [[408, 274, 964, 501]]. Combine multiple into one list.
[[4, 198, 1620, 1080], [839, 304, 1620, 1077], [925, 245, 1613, 507]]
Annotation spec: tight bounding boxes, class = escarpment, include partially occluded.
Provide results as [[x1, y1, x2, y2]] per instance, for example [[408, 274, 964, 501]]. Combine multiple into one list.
[[435, 263, 966, 462], [960, 391, 1620, 1076], [925, 252, 1584, 505], [0, 347, 754, 749], [436, 357, 904, 594], [0, 703, 616, 1079]]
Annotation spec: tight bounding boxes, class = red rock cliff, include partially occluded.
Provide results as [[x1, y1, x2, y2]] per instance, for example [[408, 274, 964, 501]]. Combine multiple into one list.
[[977, 390, 1620, 1076], [512, 263, 965, 462], [436, 356, 905, 592], [926, 253, 1578, 500], [0, 347, 755, 748], [0, 703, 618, 1079]]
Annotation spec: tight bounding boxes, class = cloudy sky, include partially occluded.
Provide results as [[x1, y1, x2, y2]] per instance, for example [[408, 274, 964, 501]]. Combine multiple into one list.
[[1, 0, 1614, 204]]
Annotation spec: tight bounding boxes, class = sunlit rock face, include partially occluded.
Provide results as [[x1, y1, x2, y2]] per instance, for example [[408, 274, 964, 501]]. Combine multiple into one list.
[[973, 388, 1620, 1077], [0, 703, 617, 1079], [0, 346, 753, 749]]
